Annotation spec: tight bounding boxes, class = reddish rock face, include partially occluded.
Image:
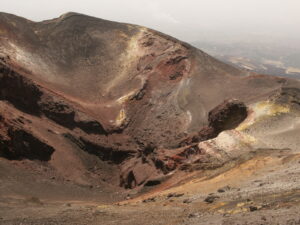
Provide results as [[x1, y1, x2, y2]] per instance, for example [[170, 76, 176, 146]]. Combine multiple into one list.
[[178, 99, 247, 147], [0, 12, 299, 193], [208, 99, 248, 133]]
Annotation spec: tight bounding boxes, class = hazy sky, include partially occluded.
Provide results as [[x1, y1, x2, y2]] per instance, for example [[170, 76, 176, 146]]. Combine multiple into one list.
[[1, 0, 300, 42]]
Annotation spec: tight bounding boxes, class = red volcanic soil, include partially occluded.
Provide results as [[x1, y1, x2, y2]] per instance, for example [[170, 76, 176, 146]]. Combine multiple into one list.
[[1, 12, 300, 225]]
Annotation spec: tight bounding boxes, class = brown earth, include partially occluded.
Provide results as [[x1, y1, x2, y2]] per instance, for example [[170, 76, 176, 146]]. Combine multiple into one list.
[[0, 12, 300, 224]]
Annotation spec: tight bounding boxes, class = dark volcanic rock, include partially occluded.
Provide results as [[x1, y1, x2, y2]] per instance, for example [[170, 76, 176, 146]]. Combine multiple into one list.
[[0, 61, 42, 115], [208, 99, 248, 133], [179, 99, 247, 147], [1, 127, 54, 161], [204, 195, 220, 204]]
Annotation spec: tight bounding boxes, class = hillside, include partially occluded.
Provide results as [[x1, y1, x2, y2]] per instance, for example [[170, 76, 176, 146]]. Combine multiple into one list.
[[0, 12, 300, 224]]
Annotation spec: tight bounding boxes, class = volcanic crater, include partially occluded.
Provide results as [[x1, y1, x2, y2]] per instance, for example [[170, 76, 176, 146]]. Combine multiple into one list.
[[1, 12, 300, 225]]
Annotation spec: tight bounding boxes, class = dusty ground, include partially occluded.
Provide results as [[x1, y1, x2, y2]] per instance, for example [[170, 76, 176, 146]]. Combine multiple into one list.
[[1, 150, 300, 225]]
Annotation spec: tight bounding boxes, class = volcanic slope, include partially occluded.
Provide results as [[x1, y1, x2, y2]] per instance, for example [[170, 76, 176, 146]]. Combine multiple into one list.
[[0, 12, 300, 224]]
